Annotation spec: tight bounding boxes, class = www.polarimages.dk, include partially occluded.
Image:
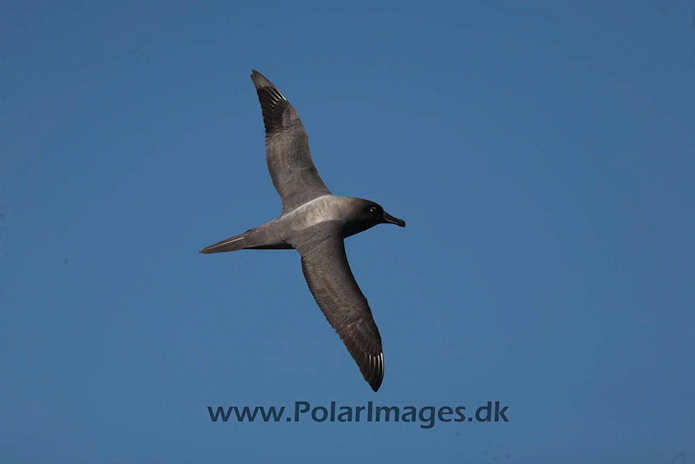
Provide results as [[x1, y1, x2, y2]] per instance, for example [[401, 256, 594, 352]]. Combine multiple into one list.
[[208, 401, 509, 429]]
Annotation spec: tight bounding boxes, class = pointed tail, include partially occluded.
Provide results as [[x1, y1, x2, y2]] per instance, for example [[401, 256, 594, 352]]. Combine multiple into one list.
[[199, 232, 249, 254]]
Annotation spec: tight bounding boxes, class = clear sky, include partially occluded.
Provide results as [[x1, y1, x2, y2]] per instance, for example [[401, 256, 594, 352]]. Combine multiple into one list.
[[1, 1, 694, 462]]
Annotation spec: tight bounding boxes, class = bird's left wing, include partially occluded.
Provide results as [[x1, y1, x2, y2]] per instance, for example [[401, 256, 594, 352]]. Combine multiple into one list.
[[295, 223, 385, 391]]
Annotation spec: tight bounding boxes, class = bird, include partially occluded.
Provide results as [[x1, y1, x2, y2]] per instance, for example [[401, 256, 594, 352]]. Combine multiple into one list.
[[200, 70, 405, 391]]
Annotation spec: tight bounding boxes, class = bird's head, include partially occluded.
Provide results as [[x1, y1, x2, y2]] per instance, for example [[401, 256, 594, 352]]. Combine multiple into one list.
[[342, 199, 406, 238]]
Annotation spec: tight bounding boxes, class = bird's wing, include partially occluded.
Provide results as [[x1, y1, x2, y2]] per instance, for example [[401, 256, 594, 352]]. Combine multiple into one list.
[[295, 222, 384, 391], [251, 70, 332, 213]]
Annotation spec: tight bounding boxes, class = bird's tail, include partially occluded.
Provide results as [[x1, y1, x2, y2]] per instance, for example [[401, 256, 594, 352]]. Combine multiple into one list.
[[200, 223, 293, 254], [199, 230, 251, 254]]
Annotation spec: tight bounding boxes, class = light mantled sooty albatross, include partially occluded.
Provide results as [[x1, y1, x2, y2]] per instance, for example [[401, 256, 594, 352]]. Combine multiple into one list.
[[200, 70, 405, 391]]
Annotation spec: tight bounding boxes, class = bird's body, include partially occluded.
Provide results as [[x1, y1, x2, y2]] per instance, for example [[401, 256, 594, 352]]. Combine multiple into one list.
[[201, 70, 405, 391]]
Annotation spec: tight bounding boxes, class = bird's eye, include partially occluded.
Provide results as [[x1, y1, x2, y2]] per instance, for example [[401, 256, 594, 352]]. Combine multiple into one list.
[[369, 206, 378, 213]]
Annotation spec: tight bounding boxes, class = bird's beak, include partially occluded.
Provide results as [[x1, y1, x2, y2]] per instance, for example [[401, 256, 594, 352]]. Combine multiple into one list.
[[383, 211, 406, 227]]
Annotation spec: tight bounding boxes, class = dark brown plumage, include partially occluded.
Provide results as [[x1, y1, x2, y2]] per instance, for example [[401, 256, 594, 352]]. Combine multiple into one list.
[[201, 70, 404, 391]]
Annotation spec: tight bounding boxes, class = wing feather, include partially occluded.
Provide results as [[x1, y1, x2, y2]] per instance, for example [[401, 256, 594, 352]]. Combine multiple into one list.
[[251, 70, 331, 212], [297, 226, 384, 391]]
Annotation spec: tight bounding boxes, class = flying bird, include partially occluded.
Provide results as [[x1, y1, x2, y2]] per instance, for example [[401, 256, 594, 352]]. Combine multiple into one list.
[[200, 70, 405, 391]]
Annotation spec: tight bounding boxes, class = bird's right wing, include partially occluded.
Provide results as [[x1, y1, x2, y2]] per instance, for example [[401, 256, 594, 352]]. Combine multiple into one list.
[[295, 223, 385, 391], [251, 70, 332, 213]]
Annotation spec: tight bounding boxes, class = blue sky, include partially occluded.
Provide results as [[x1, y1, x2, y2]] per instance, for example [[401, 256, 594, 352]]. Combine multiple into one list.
[[1, 1, 694, 462]]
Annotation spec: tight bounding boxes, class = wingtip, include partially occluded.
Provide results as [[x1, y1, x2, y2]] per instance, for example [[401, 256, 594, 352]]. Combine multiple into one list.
[[250, 69, 274, 90], [370, 379, 382, 392], [366, 352, 384, 392]]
